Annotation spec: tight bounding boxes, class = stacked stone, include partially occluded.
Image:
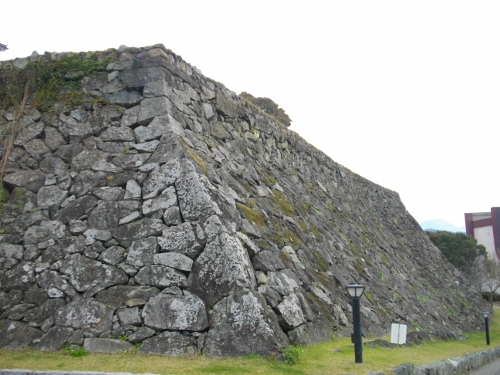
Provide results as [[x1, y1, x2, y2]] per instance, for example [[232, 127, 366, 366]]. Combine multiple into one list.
[[0, 45, 487, 357]]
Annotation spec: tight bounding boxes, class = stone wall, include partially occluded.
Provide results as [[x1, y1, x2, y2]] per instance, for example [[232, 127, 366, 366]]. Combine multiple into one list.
[[0, 44, 488, 356]]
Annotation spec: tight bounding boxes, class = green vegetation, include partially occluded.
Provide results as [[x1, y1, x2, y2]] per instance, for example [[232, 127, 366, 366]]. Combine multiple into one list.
[[312, 251, 328, 272], [378, 271, 386, 284], [391, 291, 403, 302], [270, 189, 296, 216], [178, 136, 209, 175], [239, 91, 292, 126], [0, 184, 7, 213], [427, 231, 486, 274], [260, 170, 276, 186], [282, 345, 300, 365], [64, 345, 88, 357], [364, 290, 375, 304], [457, 297, 469, 309], [284, 228, 302, 246], [427, 230, 492, 294], [0, 51, 116, 111], [235, 203, 266, 227], [417, 295, 430, 303], [1, 307, 499, 374]]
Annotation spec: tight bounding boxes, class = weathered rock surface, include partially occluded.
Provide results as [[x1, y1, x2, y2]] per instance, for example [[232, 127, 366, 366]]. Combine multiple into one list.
[[0, 44, 488, 357], [84, 337, 133, 353]]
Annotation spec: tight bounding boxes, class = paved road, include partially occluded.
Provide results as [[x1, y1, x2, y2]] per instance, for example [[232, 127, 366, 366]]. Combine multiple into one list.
[[470, 359, 500, 375]]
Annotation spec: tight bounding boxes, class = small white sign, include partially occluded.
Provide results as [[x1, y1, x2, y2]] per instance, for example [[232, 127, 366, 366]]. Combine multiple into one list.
[[390, 323, 407, 344]]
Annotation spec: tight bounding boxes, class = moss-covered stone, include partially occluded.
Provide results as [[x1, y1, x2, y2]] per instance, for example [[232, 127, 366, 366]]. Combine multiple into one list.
[[270, 190, 296, 216], [313, 251, 328, 272], [236, 202, 265, 227], [0, 51, 116, 112], [178, 137, 208, 175], [283, 229, 302, 246], [353, 258, 365, 276], [309, 225, 322, 242]]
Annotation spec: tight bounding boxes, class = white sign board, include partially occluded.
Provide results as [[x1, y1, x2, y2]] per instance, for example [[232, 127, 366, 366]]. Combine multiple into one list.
[[390, 323, 407, 344]]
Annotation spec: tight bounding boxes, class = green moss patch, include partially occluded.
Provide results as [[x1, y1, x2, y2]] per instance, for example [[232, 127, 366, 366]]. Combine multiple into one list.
[[313, 251, 329, 272], [283, 228, 302, 246], [178, 137, 208, 175], [235, 203, 265, 227], [271, 189, 296, 216], [1, 51, 116, 112]]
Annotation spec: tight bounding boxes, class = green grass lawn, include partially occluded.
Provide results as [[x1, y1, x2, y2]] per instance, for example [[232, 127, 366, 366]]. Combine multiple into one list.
[[1, 307, 498, 375]]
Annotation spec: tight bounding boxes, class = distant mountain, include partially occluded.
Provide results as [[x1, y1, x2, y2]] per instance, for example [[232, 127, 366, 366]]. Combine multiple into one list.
[[420, 219, 465, 233]]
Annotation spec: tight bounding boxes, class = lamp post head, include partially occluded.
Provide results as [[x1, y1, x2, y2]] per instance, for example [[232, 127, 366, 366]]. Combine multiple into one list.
[[483, 312, 490, 319], [346, 284, 366, 298]]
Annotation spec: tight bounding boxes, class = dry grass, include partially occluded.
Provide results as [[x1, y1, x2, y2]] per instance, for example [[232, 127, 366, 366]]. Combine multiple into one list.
[[0, 307, 498, 375]]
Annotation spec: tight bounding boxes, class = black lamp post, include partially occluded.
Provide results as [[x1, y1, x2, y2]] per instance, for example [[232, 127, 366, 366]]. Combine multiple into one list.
[[483, 312, 490, 345], [346, 284, 366, 363]]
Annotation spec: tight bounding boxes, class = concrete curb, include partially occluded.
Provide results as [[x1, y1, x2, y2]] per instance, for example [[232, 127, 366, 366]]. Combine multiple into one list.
[[392, 346, 500, 375]]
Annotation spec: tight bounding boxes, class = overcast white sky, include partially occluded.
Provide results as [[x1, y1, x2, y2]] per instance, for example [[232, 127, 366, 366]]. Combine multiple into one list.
[[2, 1, 499, 228]]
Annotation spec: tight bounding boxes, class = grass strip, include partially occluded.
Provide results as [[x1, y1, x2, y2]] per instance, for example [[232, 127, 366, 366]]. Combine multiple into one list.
[[0, 306, 498, 375]]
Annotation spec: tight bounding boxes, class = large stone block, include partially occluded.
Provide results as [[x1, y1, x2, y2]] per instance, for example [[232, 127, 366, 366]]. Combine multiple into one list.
[[84, 337, 133, 353], [188, 233, 255, 308], [59, 253, 128, 292], [139, 331, 196, 355], [135, 265, 186, 288], [54, 298, 113, 335], [157, 222, 201, 259], [142, 293, 208, 331], [137, 97, 171, 125], [0, 320, 44, 349], [204, 290, 289, 357], [3, 170, 46, 193]]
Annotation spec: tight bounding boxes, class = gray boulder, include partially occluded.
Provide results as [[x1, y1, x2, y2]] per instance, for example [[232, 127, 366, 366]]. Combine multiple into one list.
[[176, 171, 218, 221], [3, 170, 46, 193], [0, 320, 43, 349], [39, 156, 68, 177], [56, 196, 98, 223], [189, 233, 255, 308], [14, 121, 44, 146], [127, 326, 156, 343], [277, 293, 306, 330], [104, 90, 143, 107], [157, 222, 201, 259], [139, 331, 196, 355], [37, 185, 68, 209], [34, 327, 74, 351], [135, 265, 186, 288], [137, 97, 171, 125], [111, 218, 165, 247], [60, 253, 128, 292], [204, 290, 289, 357], [84, 337, 133, 353], [142, 186, 177, 216], [36, 270, 77, 298], [252, 250, 286, 272], [142, 293, 208, 331], [141, 159, 187, 199], [54, 298, 113, 335], [1, 262, 36, 291], [153, 252, 193, 272], [94, 285, 160, 308], [135, 114, 170, 142], [70, 170, 102, 197], [117, 306, 142, 326], [126, 237, 158, 267]]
